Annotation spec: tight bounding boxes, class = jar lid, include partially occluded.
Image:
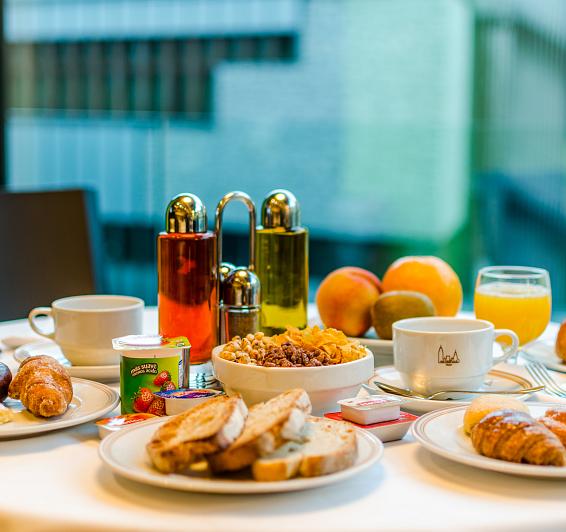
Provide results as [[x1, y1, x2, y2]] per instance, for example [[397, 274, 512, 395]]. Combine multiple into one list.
[[337, 395, 405, 410], [165, 193, 207, 233], [222, 267, 261, 306], [260, 189, 300, 230], [112, 335, 191, 350]]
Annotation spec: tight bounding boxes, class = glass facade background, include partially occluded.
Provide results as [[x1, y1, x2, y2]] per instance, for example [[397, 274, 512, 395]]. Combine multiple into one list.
[[5, 0, 566, 319]]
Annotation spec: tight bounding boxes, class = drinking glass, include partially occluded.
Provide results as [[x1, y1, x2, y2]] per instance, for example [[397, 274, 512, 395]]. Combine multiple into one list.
[[474, 266, 551, 347]]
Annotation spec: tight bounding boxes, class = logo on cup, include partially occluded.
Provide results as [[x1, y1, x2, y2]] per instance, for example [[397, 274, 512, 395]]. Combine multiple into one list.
[[437, 346, 460, 366]]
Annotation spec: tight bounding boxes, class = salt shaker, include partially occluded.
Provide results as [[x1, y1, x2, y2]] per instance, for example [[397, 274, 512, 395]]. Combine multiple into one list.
[[221, 267, 261, 342]]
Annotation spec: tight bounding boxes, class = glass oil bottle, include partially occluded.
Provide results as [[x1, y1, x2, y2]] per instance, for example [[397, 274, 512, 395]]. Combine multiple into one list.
[[255, 189, 308, 334]]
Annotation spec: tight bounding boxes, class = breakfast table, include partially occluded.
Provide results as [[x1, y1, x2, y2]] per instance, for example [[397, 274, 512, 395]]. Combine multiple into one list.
[[1, 307, 565, 532]]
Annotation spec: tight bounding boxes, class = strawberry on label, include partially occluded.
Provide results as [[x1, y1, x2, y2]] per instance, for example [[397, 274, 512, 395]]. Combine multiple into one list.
[[146, 396, 166, 416], [153, 370, 171, 387], [132, 387, 154, 413], [161, 380, 176, 392]]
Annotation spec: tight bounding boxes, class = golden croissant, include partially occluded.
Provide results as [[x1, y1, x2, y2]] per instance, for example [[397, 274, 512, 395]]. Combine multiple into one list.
[[539, 409, 566, 447], [471, 409, 566, 467], [9, 355, 72, 417]]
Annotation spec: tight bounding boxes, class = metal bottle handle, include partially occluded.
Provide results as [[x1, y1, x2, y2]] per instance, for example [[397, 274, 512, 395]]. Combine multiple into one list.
[[215, 191, 256, 271]]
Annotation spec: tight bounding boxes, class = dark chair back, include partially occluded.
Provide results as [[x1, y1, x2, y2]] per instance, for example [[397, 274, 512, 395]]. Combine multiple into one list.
[[0, 188, 104, 320]]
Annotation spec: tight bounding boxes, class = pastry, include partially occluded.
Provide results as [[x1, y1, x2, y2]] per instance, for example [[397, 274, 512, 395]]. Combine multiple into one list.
[[471, 409, 566, 466], [555, 320, 566, 362], [538, 417, 566, 447], [463, 395, 529, 434], [8, 355, 72, 417], [543, 407, 566, 425]]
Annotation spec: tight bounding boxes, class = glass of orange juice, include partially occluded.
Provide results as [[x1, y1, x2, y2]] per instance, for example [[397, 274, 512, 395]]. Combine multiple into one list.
[[474, 266, 551, 347]]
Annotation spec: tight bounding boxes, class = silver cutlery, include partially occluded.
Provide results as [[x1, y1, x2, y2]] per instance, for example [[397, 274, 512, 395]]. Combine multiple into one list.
[[525, 361, 566, 399], [364, 382, 545, 401]]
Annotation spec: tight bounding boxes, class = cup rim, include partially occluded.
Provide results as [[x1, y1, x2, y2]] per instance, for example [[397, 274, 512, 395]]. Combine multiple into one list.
[[393, 317, 494, 335], [477, 265, 549, 280], [52, 295, 144, 313]]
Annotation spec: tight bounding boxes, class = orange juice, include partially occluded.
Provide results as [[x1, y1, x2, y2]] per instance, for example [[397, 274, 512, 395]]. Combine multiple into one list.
[[474, 282, 551, 345]]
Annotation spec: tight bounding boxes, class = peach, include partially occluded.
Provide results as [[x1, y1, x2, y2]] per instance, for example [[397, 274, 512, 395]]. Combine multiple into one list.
[[316, 267, 382, 337]]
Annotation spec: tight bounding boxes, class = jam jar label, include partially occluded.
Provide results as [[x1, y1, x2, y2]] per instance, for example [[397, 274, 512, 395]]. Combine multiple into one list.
[[120, 355, 182, 415]]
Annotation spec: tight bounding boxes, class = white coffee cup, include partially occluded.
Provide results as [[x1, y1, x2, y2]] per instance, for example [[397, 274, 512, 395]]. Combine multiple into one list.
[[28, 295, 144, 366], [393, 317, 519, 395]]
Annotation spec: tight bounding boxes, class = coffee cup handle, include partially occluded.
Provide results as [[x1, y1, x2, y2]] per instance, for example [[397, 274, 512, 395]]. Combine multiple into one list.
[[28, 307, 55, 340], [492, 329, 519, 365]]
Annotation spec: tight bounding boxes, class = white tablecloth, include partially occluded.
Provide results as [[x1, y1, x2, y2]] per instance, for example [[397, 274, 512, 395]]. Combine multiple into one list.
[[1, 309, 565, 532]]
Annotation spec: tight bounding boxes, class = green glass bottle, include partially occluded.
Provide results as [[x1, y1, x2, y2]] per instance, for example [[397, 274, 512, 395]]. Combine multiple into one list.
[[255, 190, 308, 334]]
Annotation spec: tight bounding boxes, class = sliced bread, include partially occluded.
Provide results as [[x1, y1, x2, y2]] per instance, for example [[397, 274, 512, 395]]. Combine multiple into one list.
[[252, 416, 358, 481], [147, 394, 247, 473], [208, 389, 312, 473]]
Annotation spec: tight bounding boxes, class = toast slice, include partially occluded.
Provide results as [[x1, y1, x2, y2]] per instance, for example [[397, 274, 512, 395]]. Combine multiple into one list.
[[252, 416, 357, 481], [147, 394, 247, 474], [208, 389, 311, 473]]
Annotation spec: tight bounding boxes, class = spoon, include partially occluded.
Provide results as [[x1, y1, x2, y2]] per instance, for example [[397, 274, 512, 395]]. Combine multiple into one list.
[[364, 382, 545, 401]]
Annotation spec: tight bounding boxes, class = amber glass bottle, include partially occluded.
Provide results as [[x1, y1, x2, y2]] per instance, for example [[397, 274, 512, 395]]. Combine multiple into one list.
[[158, 194, 217, 364]]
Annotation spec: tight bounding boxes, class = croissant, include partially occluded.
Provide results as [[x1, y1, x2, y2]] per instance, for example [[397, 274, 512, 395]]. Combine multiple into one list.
[[543, 408, 566, 425], [539, 416, 566, 447], [8, 355, 72, 417], [471, 409, 566, 467]]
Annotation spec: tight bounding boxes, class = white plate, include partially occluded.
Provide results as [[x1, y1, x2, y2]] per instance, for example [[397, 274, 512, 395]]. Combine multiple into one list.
[[521, 340, 566, 374], [14, 341, 119, 382], [99, 417, 384, 494], [412, 404, 566, 478], [369, 366, 532, 414], [0, 378, 120, 439]]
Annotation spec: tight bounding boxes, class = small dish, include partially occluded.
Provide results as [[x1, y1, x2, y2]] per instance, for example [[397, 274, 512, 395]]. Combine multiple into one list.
[[14, 341, 119, 382], [369, 365, 533, 414], [521, 340, 566, 374], [325, 410, 417, 443]]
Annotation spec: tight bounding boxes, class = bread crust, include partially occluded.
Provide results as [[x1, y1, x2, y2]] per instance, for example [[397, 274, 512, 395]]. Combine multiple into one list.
[[147, 395, 246, 474], [209, 389, 311, 473], [251, 417, 358, 481]]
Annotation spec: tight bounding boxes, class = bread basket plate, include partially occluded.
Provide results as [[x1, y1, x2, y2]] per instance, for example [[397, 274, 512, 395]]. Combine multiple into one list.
[[412, 404, 566, 478], [99, 416, 384, 494], [369, 365, 532, 414], [14, 341, 120, 382], [0, 378, 119, 439], [521, 340, 566, 374]]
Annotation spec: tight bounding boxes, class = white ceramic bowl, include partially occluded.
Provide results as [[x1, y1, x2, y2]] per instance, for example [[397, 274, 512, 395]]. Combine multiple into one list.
[[211, 345, 374, 415]]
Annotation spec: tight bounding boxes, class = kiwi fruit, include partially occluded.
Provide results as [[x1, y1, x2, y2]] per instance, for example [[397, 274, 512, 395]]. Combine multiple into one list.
[[371, 290, 436, 340]]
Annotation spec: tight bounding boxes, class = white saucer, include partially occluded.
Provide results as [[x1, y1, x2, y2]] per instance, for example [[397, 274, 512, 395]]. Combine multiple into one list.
[[412, 404, 566, 478], [521, 340, 566, 374], [0, 378, 119, 439], [99, 416, 384, 494], [14, 341, 119, 382], [368, 365, 532, 414]]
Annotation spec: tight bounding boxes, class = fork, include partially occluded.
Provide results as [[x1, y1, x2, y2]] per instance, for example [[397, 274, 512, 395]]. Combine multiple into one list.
[[525, 362, 566, 399]]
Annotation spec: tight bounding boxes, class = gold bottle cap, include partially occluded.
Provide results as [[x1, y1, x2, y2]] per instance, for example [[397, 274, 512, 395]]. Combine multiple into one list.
[[261, 189, 300, 230], [165, 193, 207, 233], [222, 268, 261, 307]]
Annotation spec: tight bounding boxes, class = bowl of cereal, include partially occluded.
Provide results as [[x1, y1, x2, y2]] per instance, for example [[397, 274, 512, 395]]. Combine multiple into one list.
[[211, 327, 374, 415]]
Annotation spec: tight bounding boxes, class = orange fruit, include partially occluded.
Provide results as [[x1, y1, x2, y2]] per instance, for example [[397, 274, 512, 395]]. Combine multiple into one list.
[[381, 256, 462, 316]]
